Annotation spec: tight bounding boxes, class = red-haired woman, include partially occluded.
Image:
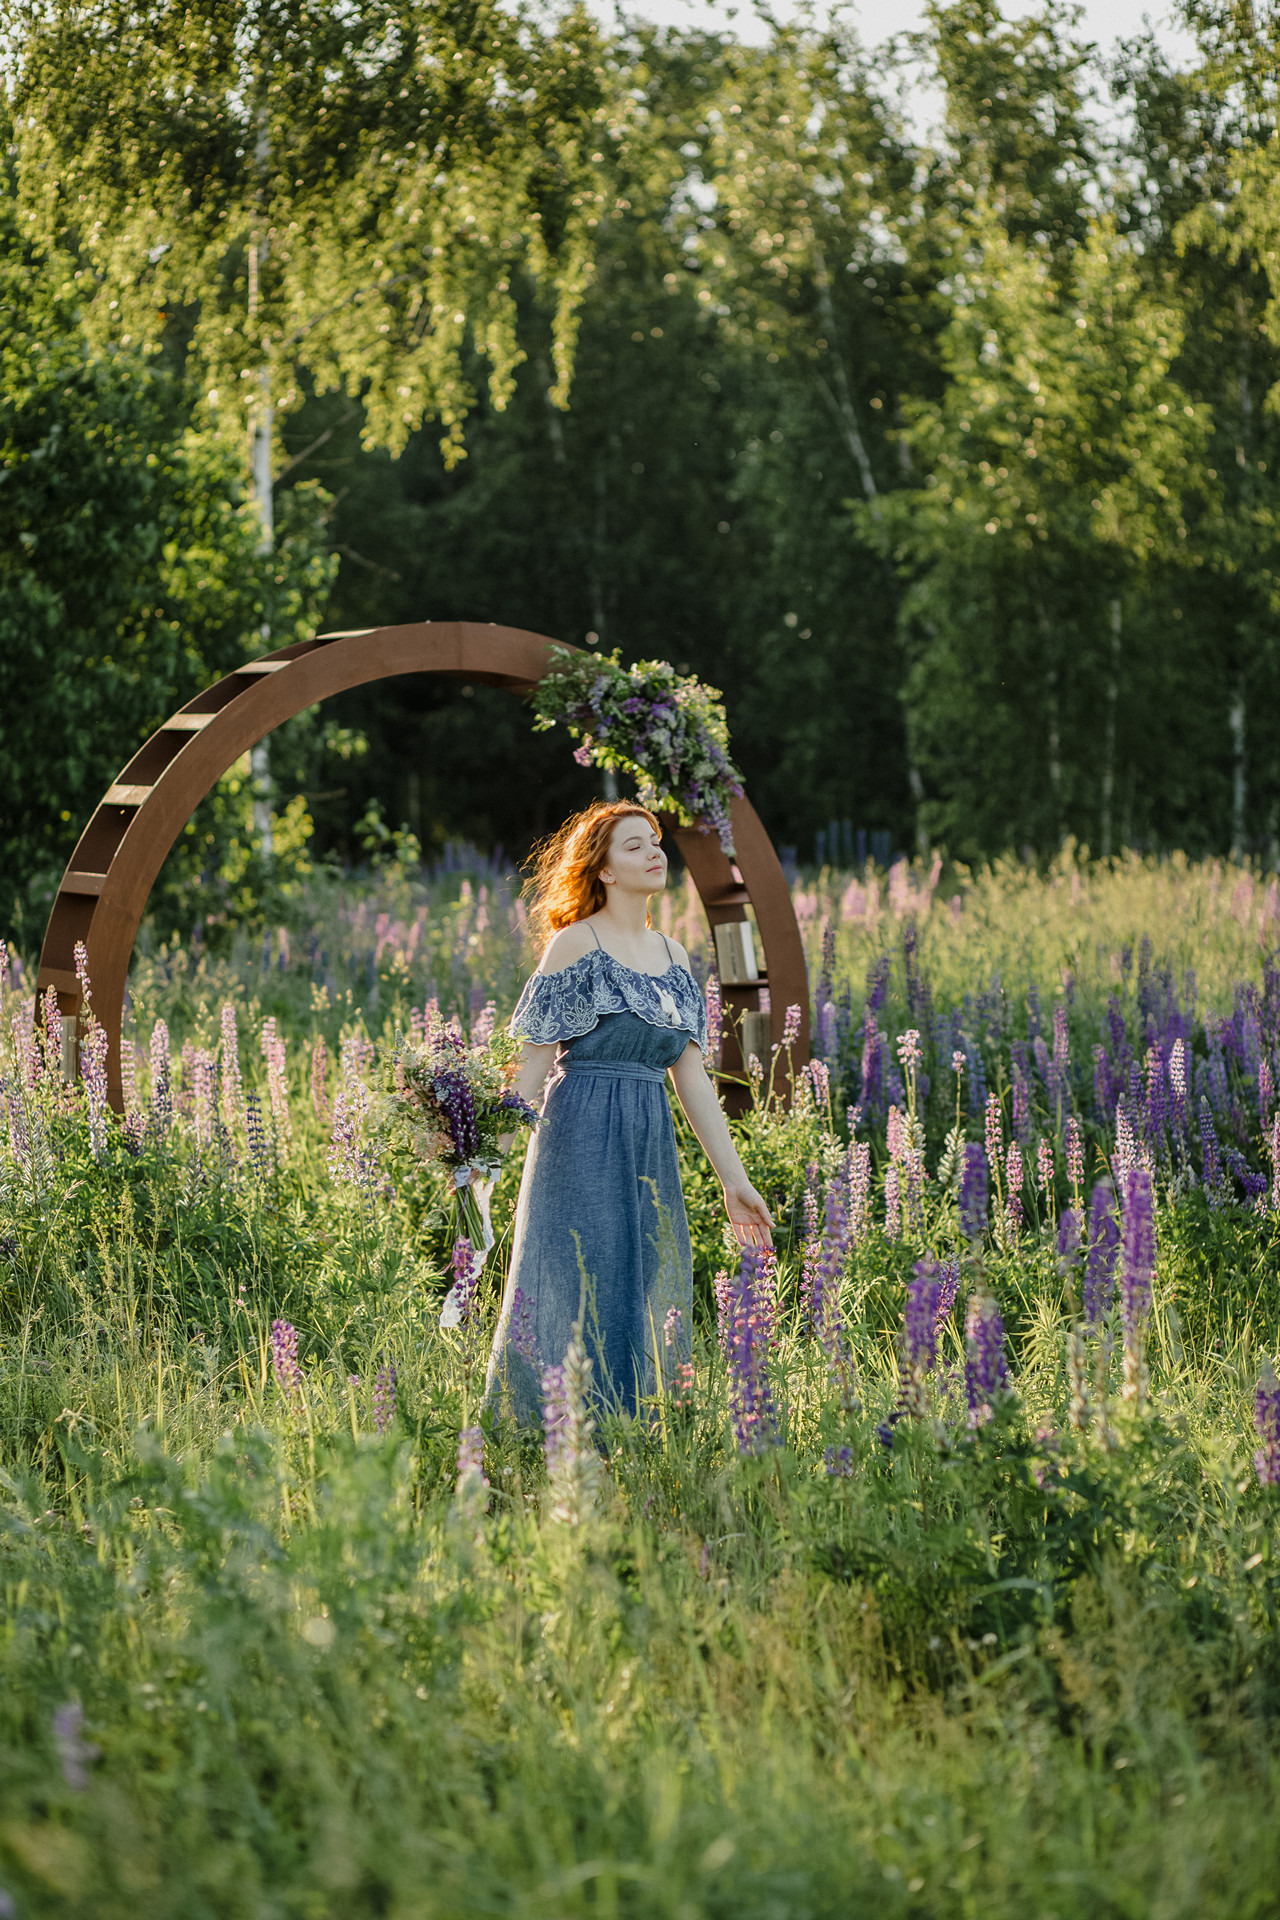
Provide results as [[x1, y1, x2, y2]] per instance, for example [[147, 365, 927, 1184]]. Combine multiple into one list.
[[485, 800, 772, 1419]]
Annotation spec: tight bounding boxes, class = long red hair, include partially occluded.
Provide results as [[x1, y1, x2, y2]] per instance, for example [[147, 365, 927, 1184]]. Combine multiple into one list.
[[525, 801, 662, 944]]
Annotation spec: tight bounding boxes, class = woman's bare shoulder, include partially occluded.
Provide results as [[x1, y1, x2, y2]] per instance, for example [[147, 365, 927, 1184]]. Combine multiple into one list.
[[664, 935, 693, 973], [537, 921, 598, 975]]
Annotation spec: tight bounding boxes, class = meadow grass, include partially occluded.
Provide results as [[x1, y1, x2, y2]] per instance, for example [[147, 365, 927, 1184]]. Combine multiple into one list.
[[2, 848, 1280, 1918]]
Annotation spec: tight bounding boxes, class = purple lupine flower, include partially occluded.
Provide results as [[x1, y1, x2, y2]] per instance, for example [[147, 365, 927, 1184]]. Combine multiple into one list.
[[985, 1091, 1003, 1169], [432, 1068, 481, 1159], [245, 1091, 273, 1178], [1057, 1206, 1083, 1277], [1200, 1096, 1222, 1203], [780, 1003, 802, 1049], [149, 1019, 172, 1134], [1260, 1055, 1274, 1122], [444, 1236, 477, 1326], [848, 1140, 872, 1242], [52, 1701, 99, 1791], [900, 1256, 941, 1414], [958, 1142, 988, 1241], [726, 1245, 779, 1454], [455, 1424, 488, 1505], [1004, 1140, 1023, 1238], [1037, 1136, 1054, 1199], [884, 1163, 901, 1240], [374, 1354, 398, 1434], [220, 1002, 243, 1129], [965, 1290, 1008, 1427], [1255, 1363, 1280, 1487], [705, 973, 722, 1065], [271, 1319, 303, 1392], [809, 1176, 850, 1354], [1083, 1181, 1119, 1325], [1272, 1114, 1280, 1214], [1011, 1069, 1030, 1146], [1120, 1167, 1155, 1405], [1066, 1116, 1084, 1194], [824, 1445, 854, 1477], [260, 1016, 292, 1152], [542, 1329, 602, 1523], [935, 1258, 960, 1331], [860, 1011, 882, 1110], [73, 938, 92, 1013], [509, 1286, 540, 1369], [82, 1023, 110, 1162], [311, 1035, 330, 1121], [1053, 1002, 1069, 1074], [41, 985, 62, 1081]]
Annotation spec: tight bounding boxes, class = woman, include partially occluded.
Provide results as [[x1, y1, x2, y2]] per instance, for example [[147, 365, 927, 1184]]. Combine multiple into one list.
[[485, 800, 773, 1419]]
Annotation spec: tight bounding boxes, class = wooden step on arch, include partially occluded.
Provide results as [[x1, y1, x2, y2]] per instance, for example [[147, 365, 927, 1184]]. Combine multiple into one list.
[[37, 621, 810, 1113]]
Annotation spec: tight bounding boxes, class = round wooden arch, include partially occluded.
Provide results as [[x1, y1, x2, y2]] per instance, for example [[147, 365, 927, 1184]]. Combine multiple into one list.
[[37, 621, 810, 1113]]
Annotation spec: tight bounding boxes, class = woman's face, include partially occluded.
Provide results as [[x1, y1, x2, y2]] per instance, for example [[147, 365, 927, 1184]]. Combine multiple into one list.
[[601, 817, 667, 897]]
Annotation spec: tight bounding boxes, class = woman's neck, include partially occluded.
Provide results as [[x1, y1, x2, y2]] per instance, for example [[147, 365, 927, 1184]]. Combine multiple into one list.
[[598, 892, 653, 941]]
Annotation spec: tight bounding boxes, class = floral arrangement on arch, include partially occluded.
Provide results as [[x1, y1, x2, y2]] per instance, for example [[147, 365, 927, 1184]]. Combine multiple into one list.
[[530, 645, 744, 851]]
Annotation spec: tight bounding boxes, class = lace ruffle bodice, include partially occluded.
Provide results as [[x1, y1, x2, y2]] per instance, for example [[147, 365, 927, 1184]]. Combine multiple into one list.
[[510, 949, 708, 1054]]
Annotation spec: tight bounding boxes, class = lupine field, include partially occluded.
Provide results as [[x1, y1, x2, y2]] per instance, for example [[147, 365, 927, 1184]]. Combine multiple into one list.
[[3, 848, 1280, 1918]]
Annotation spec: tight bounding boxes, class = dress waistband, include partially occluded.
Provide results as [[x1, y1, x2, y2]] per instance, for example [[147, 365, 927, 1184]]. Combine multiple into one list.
[[558, 1058, 668, 1084]]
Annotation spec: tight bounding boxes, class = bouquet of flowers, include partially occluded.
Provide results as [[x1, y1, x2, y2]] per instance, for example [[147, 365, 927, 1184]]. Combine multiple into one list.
[[378, 1022, 538, 1327], [531, 645, 744, 851]]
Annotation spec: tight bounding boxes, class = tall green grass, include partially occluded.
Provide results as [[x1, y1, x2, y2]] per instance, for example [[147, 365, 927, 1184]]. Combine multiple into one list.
[[2, 850, 1280, 1917]]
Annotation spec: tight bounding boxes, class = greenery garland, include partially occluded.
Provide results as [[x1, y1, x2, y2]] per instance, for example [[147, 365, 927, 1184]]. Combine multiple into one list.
[[530, 645, 744, 850]]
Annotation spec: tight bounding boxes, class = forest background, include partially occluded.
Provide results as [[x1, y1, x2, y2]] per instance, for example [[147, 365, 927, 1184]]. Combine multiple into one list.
[[4, 0, 1280, 944]]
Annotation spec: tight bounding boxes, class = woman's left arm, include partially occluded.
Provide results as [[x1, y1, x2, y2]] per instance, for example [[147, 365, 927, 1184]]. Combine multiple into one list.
[[670, 1042, 773, 1247]]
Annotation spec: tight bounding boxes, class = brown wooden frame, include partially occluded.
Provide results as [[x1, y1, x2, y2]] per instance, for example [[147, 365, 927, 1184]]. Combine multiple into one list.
[[36, 621, 810, 1112]]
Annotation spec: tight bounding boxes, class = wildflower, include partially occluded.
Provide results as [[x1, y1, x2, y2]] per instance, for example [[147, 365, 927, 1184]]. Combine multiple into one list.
[[52, 1702, 99, 1791], [244, 1091, 273, 1179], [260, 1017, 292, 1152], [1011, 1068, 1030, 1145], [806, 1058, 831, 1105], [705, 973, 722, 1065], [1065, 1327, 1091, 1431], [897, 1028, 921, 1072], [82, 1023, 110, 1162], [1004, 1140, 1023, 1238], [1255, 1362, 1280, 1487], [220, 1003, 243, 1129], [271, 1319, 303, 1393], [1037, 1136, 1054, 1200], [824, 1446, 854, 1477], [1065, 1115, 1085, 1195], [1083, 1182, 1119, 1325], [935, 1258, 960, 1331], [663, 1303, 683, 1348], [952, 1049, 966, 1077], [985, 1091, 1003, 1169], [899, 1257, 941, 1416], [149, 1019, 172, 1134], [884, 1163, 901, 1240], [965, 1290, 1009, 1427], [1120, 1167, 1154, 1406], [374, 1354, 398, 1434], [440, 1236, 477, 1328], [1053, 1002, 1070, 1074], [311, 1035, 330, 1121], [809, 1176, 850, 1355], [848, 1140, 872, 1242], [542, 1328, 602, 1523], [455, 1424, 489, 1512], [1261, 1056, 1274, 1122], [509, 1286, 540, 1369], [725, 1245, 779, 1454], [780, 1003, 802, 1048], [1200, 1097, 1223, 1202], [1272, 1113, 1280, 1214], [958, 1142, 988, 1241], [329, 1083, 380, 1192]]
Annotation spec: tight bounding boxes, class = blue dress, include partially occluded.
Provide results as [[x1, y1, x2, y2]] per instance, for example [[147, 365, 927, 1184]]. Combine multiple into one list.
[[484, 937, 708, 1421]]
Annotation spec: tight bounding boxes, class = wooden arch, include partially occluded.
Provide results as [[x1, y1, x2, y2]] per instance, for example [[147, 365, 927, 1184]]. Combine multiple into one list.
[[37, 621, 810, 1112]]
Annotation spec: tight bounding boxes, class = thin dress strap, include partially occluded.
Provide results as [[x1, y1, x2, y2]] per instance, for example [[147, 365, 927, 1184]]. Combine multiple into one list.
[[585, 921, 603, 948], [659, 932, 676, 966]]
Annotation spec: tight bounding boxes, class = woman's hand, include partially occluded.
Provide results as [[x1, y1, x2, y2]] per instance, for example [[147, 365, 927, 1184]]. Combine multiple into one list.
[[724, 1179, 773, 1249]]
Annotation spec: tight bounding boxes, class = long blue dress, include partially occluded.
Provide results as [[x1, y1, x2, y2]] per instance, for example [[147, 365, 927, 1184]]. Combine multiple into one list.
[[484, 937, 708, 1421]]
